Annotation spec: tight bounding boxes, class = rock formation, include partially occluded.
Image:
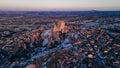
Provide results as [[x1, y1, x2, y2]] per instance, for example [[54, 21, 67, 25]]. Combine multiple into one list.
[[41, 20, 69, 48], [51, 20, 67, 32]]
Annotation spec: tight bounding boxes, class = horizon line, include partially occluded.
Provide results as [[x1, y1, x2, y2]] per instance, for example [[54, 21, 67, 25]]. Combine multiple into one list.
[[0, 9, 120, 12]]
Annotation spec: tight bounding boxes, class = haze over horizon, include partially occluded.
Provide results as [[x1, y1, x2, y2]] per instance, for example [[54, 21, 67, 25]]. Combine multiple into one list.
[[0, 0, 120, 11]]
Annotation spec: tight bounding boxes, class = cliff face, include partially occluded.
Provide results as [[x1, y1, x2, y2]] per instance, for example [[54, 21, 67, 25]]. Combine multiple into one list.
[[51, 20, 67, 32], [41, 20, 69, 47]]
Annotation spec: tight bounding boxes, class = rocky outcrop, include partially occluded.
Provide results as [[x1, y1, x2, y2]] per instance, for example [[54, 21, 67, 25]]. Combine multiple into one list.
[[41, 20, 69, 48], [51, 20, 68, 32]]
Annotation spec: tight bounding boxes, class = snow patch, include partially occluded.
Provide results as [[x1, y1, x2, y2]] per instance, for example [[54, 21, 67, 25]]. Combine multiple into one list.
[[42, 39, 48, 46]]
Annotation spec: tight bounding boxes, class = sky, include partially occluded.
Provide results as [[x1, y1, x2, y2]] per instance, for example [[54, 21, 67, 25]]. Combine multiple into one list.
[[0, 0, 120, 11]]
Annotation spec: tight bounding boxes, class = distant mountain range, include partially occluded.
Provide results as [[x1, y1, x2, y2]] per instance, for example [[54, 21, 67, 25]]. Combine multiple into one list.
[[0, 11, 120, 16]]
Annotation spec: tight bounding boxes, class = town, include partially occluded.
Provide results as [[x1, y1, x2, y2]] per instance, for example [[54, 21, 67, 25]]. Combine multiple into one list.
[[0, 11, 120, 68]]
